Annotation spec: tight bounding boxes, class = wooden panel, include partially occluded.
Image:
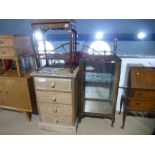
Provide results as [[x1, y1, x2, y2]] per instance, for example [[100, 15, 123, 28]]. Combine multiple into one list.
[[130, 89, 155, 99], [35, 77, 71, 91], [0, 79, 8, 106], [6, 79, 31, 111], [36, 90, 72, 105], [0, 37, 13, 47], [0, 47, 15, 57]]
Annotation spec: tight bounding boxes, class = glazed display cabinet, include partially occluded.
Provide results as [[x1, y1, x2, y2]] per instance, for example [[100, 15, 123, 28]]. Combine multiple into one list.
[[79, 55, 121, 126]]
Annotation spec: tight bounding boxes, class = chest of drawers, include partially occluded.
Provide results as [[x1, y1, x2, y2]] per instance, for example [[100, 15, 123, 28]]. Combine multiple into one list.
[[32, 67, 79, 134], [120, 66, 155, 128]]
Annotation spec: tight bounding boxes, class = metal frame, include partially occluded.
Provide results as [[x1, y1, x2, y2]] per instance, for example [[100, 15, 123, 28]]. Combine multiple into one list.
[[31, 20, 77, 73]]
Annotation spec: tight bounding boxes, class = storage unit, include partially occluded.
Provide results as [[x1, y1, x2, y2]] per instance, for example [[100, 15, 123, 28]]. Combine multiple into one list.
[[31, 67, 79, 133], [120, 66, 155, 128], [0, 35, 37, 120], [79, 55, 121, 126]]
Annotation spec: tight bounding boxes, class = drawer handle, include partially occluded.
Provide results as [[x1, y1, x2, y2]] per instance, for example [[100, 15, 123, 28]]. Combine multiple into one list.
[[136, 72, 140, 75], [53, 109, 57, 113], [49, 82, 55, 88], [51, 96, 56, 102], [0, 40, 3, 44], [2, 51, 5, 54], [135, 102, 141, 105]]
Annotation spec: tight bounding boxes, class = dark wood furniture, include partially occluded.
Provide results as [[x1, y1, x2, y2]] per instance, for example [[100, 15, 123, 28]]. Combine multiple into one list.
[[119, 66, 155, 128], [79, 55, 121, 127]]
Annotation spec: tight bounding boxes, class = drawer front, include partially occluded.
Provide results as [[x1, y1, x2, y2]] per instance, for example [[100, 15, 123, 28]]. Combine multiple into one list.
[[38, 102, 72, 117], [35, 77, 71, 91], [0, 47, 15, 57], [128, 98, 155, 111], [41, 114, 72, 126], [130, 89, 155, 99], [0, 37, 13, 47], [39, 103, 72, 125], [36, 91, 72, 105]]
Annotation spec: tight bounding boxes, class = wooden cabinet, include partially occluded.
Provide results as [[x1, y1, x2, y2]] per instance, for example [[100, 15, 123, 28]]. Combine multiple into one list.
[[0, 75, 37, 120], [0, 35, 37, 121], [120, 66, 155, 128], [79, 55, 121, 127], [32, 67, 79, 133]]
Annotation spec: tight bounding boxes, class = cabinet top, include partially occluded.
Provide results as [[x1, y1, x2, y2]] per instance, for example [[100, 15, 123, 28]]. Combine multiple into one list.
[[31, 66, 79, 78]]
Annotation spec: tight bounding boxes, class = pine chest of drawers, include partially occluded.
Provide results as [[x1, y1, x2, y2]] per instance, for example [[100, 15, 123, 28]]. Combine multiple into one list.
[[32, 67, 79, 134]]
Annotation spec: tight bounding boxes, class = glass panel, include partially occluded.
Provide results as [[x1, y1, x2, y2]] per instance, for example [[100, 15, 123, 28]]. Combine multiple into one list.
[[84, 62, 115, 102]]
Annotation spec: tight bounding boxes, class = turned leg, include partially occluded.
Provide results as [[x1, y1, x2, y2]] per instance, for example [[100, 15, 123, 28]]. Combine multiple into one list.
[[23, 112, 31, 122], [121, 104, 127, 129]]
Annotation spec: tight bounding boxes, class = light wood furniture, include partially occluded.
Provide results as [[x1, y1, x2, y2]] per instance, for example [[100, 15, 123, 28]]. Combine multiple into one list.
[[119, 66, 155, 128], [0, 35, 37, 121], [31, 67, 79, 133], [79, 55, 121, 127]]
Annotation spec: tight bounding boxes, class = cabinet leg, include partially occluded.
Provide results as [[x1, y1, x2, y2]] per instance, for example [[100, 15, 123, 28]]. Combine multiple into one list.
[[111, 118, 115, 127], [121, 105, 127, 129], [23, 112, 31, 122]]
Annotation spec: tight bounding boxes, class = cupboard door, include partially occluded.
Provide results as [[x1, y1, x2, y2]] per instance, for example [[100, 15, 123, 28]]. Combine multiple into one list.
[[0, 79, 9, 106], [6, 79, 31, 111]]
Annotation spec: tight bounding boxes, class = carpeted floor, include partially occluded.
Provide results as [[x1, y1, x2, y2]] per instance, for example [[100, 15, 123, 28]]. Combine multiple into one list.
[[0, 109, 154, 135]]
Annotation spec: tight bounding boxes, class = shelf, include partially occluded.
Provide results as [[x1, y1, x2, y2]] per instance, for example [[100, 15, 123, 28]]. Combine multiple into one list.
[[84, 100, 112, 114], [0, 70, 26, 78]]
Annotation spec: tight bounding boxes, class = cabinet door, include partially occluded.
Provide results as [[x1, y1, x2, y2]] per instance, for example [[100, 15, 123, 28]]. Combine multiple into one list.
[[0, 79, 9, 106], [6, 79, 31, 111]]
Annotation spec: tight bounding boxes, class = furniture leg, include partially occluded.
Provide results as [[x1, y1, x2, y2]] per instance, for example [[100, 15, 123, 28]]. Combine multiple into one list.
[[111, 118, 115, 127], [121, 104, 127, 129], [23, 112, 31, 122]]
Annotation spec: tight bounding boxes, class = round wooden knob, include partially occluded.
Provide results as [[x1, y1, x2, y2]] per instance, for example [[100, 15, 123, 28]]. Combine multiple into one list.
[[2, 51, 5, 54], [50, 82, 55, 88], [51, 96, 56, 102], [54, 109, 57, 113], [0, 40, 3, 44]]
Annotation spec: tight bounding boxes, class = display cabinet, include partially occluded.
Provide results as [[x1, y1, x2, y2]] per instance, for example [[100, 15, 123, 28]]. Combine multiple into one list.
[[79, 55, 121, 126]]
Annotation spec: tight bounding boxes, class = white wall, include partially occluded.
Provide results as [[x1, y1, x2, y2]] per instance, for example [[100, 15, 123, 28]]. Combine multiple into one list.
[[116, 57, 155, 111]]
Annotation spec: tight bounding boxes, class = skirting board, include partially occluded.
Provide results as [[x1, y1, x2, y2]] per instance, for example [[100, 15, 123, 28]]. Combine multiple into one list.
[[39, 120, 78, 134]]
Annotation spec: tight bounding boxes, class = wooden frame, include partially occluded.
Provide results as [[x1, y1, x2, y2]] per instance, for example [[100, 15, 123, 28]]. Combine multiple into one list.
[[78, 54, 121, 127]]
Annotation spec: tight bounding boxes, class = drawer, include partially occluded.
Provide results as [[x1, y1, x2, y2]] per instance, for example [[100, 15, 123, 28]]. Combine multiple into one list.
[[36, 91, 72, 105], [35, 77, 71, 91], [39, 103, 72, 125], [38, 102, 72, 117], [41, 114, 72, 126], [0, 37, 13, 47], [0, 47, 15, 57], [128, 98, 155, 111], [130, 89, 155, 99]]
